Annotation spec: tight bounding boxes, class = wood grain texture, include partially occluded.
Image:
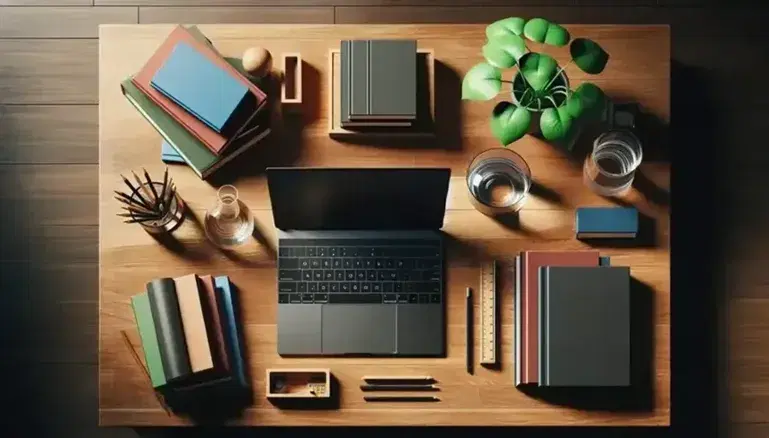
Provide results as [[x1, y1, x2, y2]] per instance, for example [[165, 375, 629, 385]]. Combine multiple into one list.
[[0, 224, 96, 262], [0, 39, 96, 104], [139, 6, 334, 23], [99, 0, 576, 6], [0, 7, 137, 38], [730, 299, 769, 423], [0, 0, 90, 5], [98, 24, 670, 426], [0, 105, 97, 164]]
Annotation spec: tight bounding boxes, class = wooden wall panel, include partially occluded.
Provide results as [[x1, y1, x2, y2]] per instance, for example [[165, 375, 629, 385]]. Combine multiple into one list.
[[139, 6, 334, 24], [0, 7, 137, 38]]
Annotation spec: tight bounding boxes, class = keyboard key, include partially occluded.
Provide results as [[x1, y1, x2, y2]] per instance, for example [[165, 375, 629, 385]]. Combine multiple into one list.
[[340, 247, 350, 257], [405, 283, 415, 293], [279, 294, 289, 304], [394, 283, 403, 292], [298, 283, 307, 293], [341, 283, 350, 293], [366, 247, 377, 257], [311, 259, 321, 269], [375, 259, 384, 269], [309, 283, 318, 292], [351, 283, 360, 293], [343, 259, 353, 269], [314, 293, 329, 303], [319, 283, 328, 293], [398, 271, 412, 281], [388, 271, 398, 281], [345, 270, 355, 281], [356, 271, 366, 281], [396, 259, 405, 269], [279, 258, 299, 269], [324, 271, 334, 281], [378, 271, 388, 281], [292, 247, 306, 257], [373, 283, 382, 293], [349, 247, 360, 257], [408, 294, 418, 304], [367, 270, 377, 281], [397, 293, 409, 303], [332, 259, 342, 269], [430, 294, 441, 303], [329, 247, 338, 257], [302, 270, 312, 281], [424, 258, 441, 269], [426, 282, 441, 293], [278, 282, 296, 293], [424, 270, 441, 281], [419, 294, 430, 304], [313, 271, 323, 281], [279, 247, 290, 257], [362, 283, 371, 293], [329, 294, 382, 304], [307, 248, 316, 257], [335, 270, 345, 281], [316, 247, 325, 257], [322, 259, 332, 269], [383, 283, 393, 292], [330, 283, 339, 293], [354, 260, 363, 269], [279, 269, 301, 281], [385, 259, 395, 269], [289, 293, 302, 303], [302, 293, 313, 303], [299, 259, 310, 269], [364, 259, 374, 269], [383, 294, 397, 303]]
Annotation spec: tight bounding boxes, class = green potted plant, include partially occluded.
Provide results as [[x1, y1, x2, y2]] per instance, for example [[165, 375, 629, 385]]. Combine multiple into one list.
[[462, 17, 610, 147]]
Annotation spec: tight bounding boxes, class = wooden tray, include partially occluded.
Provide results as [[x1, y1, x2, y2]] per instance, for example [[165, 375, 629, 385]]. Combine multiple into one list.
[[327, 48, 435, 138], [266, 368, 331, 399]]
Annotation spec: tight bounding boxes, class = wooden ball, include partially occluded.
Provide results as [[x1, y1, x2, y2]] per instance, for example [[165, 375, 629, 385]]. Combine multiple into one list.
[[242, 47, 272, 78]]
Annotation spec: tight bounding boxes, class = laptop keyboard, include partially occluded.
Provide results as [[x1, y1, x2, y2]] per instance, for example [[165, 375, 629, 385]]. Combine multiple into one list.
[[277, 239, 442, 305]]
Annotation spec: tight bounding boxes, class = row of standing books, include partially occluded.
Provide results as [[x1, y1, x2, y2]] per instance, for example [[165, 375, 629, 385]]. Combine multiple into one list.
[[131, 274, 247, 391], [121, 25, 271, 179], [514, 250, 631, 387]]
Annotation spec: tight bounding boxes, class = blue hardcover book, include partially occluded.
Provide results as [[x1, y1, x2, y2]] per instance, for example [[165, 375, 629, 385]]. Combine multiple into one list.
[[161, 140, 186, 164], [151, 42, 250, 134], [214, 275, 247, 387], [576, 207, 638, 239]]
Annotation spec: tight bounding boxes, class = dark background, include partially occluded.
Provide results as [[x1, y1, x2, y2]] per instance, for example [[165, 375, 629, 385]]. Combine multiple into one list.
[[0, 1, 762, 437]]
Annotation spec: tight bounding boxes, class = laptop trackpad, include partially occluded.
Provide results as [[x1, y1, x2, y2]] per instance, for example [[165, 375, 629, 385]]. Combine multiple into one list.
[[322, 305, 396, 355]]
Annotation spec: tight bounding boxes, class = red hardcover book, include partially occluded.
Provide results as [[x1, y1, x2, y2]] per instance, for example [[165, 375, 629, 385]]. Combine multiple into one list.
[[520, 250, 599, 384], [132, 26, 267, 155]]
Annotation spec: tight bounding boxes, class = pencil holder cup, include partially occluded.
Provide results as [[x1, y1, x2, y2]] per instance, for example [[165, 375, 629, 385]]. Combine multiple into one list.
[[128, 182, 185, 235]]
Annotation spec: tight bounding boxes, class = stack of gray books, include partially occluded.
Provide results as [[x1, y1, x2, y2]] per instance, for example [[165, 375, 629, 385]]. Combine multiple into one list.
[[340, 39, 417, 129]]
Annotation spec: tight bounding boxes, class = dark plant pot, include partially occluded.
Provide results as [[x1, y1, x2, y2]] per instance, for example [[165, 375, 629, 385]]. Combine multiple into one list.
[[510, 71, 570, 136]]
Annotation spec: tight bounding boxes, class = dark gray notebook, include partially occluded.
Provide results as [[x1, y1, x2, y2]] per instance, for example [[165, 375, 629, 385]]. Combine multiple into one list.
[[348, 39, 416, 119], [539, 266, 631, 387]]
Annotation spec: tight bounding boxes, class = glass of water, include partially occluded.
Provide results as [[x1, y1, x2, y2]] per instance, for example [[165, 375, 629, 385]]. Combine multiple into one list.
[[467, 148, 532, 216], [583, 130, 643, 197]]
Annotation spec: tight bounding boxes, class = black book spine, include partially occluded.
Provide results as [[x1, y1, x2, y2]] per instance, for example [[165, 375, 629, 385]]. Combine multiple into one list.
[[147, 278, 191, 381]]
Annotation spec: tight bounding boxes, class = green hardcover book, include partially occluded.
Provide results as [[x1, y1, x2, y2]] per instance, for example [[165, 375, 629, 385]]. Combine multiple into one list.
[[131, 292, 167, 388]]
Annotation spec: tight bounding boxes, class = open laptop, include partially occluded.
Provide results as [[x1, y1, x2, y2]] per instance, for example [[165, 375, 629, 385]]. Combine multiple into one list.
[[267, 167, 451, 356]]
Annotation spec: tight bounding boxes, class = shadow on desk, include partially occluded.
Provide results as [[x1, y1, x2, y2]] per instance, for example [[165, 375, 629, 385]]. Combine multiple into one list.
[[519, 277, 654, 412]]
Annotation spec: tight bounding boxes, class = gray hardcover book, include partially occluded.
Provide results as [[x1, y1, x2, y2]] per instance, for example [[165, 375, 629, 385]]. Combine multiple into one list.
[[341, 40, 351, 124], [539, 266, 631, 387], [349, 40, 369, 118], [367, 39, 417, 118]]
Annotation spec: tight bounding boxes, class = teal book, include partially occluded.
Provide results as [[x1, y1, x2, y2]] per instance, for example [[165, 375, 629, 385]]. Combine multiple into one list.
[[161, 140, 186, 164], [151, 41, 251, 135], [576, 207, 638, 239], [131, 292, 167, 388], [214, 276, 247, 387]]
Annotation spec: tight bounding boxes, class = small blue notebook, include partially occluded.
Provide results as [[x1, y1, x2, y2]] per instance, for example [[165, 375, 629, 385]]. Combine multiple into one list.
[[576, 207, 638, 239], [214, 276, 247, 387], [161, 140, 186, 164], [151, 42, 249, 134]]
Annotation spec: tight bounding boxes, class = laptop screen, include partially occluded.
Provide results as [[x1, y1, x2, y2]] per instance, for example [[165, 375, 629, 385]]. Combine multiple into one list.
[[266, 168, 451, 230]]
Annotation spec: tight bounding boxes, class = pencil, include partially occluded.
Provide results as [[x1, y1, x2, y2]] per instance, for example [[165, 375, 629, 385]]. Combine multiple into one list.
[[158, 167, 169, 208], [364, 396, 440, 402], [143, 168, 160, 205], [132, 171, 155, 207], [360, 384, 438, 391], [466, 287, 473, 375], [361, 376, 435, 384]]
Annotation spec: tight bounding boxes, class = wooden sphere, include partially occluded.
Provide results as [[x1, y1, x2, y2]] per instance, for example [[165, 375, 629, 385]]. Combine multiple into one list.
[[242, 47, 272, 78]]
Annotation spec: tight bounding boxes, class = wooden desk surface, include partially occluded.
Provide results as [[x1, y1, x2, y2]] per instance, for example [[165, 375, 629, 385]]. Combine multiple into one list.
[[98, 24, 670, 426]]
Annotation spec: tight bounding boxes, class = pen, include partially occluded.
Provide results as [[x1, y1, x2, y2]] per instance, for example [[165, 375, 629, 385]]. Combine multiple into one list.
[[364, 396, 440, 402], [466, 287, 473, 375], [360, 384, 439, 391], [361, 376, 435, 385]]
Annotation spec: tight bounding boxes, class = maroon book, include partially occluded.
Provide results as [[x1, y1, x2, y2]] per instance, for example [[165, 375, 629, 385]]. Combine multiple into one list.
[[519, 251, 599, 384]]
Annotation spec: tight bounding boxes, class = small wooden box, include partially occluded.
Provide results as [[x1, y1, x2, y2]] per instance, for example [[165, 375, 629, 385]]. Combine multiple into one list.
[[266, 369, 330, 399], [280, 53, 302, 111]]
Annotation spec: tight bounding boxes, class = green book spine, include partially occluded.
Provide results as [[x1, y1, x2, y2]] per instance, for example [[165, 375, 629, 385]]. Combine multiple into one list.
[[131, 293, 167, 388], [121, 78, 215, 178]]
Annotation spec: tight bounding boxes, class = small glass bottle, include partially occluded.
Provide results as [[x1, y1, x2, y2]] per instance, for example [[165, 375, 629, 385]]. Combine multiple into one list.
[[204, 185, 254, 248]]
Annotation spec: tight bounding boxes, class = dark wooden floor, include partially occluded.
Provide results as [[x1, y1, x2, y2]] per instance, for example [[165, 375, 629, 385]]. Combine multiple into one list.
[[0, 1, 764, 436]]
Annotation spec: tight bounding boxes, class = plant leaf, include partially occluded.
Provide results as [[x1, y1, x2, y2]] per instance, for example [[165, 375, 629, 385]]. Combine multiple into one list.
[[462, 63, 502, 101], [486, 17, 526, 40], [540, 106, 573, 140], [519, 53, 558, 92], [491, 101, 531, 146], [565, 92, 584, 118], [573, 82, 607, 120], [482, 34, 527, 68], [570, 38, 609, 74], [521, 18, 570, 47]]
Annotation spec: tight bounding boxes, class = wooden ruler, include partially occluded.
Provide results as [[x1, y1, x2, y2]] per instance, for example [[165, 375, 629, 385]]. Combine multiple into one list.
[[479, 261, 497, 365]]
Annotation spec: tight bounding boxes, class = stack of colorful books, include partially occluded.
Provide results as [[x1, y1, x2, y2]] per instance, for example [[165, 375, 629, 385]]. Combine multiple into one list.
[[121, 26, 270, 179], [131, 275, 247, 394]]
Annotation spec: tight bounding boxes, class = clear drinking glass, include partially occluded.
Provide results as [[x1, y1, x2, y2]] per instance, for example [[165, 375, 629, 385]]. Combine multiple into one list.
[[467, 148, 532, 215], [204, 185, 255, 248], [583, 130, 643, 196]]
